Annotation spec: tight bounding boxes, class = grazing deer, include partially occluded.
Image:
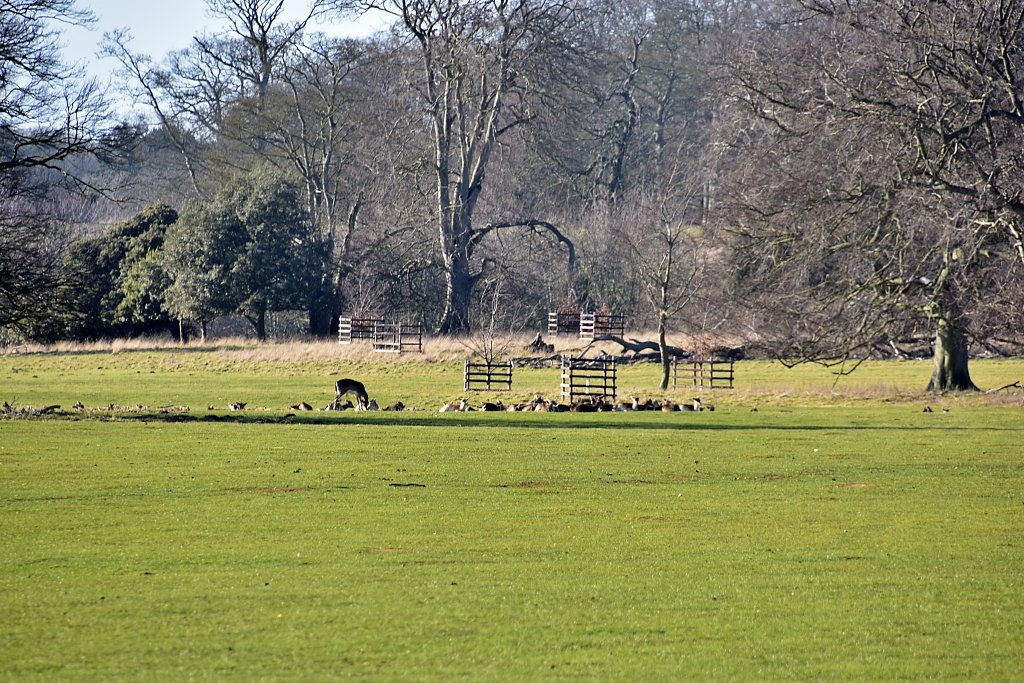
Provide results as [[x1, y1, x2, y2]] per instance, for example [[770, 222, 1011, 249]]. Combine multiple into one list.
[[335, 378, 370, 409]]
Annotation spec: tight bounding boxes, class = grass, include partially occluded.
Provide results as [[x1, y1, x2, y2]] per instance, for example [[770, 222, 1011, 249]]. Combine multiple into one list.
[[2, 344, 1023, 680]]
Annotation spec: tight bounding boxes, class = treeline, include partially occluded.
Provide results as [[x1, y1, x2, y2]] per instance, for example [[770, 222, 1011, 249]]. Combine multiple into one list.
[[2, 0, 1022, 391]]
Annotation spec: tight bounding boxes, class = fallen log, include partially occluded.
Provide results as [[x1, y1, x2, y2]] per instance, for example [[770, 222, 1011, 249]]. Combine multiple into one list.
[[581, 334, 688, 358]]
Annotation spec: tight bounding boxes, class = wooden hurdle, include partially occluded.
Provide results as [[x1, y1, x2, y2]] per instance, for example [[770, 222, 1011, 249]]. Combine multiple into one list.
[[548, 310, 581, 336], [464, 360, 513, 391], [673, 359, 735, 389], [560, 356, 617, 403], [338, 316, 382, 344], [372, 322, 423, 353], [579, 312, 625, 340]]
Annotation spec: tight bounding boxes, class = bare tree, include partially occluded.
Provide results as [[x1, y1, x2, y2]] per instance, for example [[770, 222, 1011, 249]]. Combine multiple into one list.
[[461, 273, 522, 363], [620, 161, 710, 390], [358, 0, 585, 333], [714, 0, 1024, 391], [102, 0, 343, 193], [102, 31, 207, 196], [1, 0, 115, 336], [201, 0, 330, 107], [262, 35, 375, 334], [0, 0, 110, 179]]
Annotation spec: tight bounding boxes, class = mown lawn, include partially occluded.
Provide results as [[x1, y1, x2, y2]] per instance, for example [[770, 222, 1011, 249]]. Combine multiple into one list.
[[1, 349, 1022, 680]]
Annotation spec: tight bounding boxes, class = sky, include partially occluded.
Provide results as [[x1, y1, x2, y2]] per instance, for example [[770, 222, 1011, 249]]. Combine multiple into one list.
[[62, 1, 389, 88]]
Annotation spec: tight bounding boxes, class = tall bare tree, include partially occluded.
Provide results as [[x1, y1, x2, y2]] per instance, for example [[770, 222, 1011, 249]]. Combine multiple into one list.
[[359, 0, 584, 333], [715, 0, 1024, 391]]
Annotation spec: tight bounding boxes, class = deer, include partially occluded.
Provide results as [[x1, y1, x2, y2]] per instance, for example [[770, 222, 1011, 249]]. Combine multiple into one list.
[[680, 397, 702, 412], [335, 378, 370, 409]]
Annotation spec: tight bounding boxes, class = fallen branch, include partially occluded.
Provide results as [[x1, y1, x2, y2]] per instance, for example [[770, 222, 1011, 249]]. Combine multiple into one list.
[[986, 381, 1022, 394], [582, 334, 688, 358]]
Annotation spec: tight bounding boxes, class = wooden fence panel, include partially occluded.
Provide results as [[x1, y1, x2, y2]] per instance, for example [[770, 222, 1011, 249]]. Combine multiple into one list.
[[579, 313, 596, 340], [372, 322, 423, 353], [578, 312, 625, 340], [464, 360, 513, 391], [594, 312, 625, 336], [560, 356, 617, 403], [673, 359, 735, 389], [548, 311, 581, 336], [338, 316, 382, 344]]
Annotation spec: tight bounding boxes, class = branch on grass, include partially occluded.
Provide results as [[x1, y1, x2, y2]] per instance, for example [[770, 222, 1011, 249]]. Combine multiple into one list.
[[986, 381, 1022, 394]]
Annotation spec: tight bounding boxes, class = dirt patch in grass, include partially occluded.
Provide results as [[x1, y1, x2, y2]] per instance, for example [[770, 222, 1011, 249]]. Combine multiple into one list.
[[222, 486, 315, 494], [514, 481, 551, 489]]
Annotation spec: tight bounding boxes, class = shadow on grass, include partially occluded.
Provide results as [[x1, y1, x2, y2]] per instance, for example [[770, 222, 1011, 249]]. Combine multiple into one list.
[[46, 410, 1018, 432]]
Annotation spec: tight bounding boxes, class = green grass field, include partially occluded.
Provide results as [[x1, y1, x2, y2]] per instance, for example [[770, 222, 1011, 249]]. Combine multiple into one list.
[[2, 346, 1023, 680]]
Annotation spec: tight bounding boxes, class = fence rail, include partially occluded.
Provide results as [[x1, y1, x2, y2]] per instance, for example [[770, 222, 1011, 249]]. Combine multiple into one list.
[[560, 356, 617, 403], [372, 322, 423, 353], [673, 359, 736, 389], [464, 360, 513, 391]]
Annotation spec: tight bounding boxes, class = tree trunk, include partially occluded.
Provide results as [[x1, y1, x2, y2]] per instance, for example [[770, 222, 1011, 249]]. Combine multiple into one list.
[[438, 251, 473, 335], [246, 309, 267, 341], [926, 318, 977, 392], [308, 303, 335, 338], [658, 313, 671, 391]]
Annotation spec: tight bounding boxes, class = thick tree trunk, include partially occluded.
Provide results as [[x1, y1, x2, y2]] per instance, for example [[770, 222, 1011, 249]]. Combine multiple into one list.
[[926, 318, 977, 392], [308, 304, 335, 338], [245, 309, 267, 341], [438, 253, 473, 334], [306, 277, 338, 338]]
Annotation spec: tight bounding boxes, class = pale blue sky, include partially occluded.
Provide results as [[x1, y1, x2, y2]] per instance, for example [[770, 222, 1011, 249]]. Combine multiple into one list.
[[63, 1, 388, 84]]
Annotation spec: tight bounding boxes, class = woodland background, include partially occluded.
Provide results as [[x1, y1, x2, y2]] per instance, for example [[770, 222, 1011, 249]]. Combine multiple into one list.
[[2, 0, 1022, 390]]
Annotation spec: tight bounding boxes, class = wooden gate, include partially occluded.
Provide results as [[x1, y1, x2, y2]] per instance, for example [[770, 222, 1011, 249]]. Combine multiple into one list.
[[560, 356, 617, 403], [464, 360, 513, 391], [372, 322, 423, 353], [673, 359, 735, 389]]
